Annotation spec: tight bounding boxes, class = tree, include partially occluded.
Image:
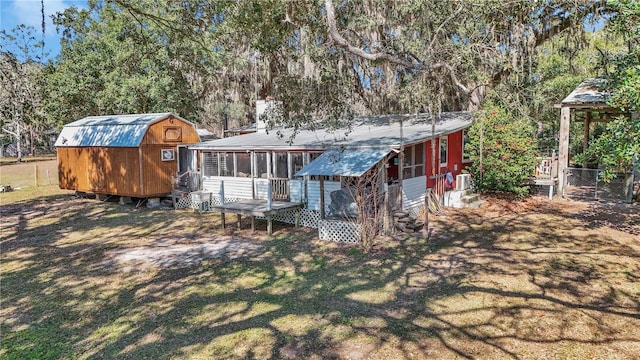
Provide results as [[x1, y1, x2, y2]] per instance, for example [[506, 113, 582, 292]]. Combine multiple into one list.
[[584, 0, 640, 179], [0, 25, 48, 160], [465, 105, 538, 196], [46, 0, 231, 130], [106, 0, 613, 129]]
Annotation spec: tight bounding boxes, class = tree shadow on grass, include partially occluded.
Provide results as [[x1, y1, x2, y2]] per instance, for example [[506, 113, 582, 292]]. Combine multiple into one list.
[[2, 195, 640, 359]]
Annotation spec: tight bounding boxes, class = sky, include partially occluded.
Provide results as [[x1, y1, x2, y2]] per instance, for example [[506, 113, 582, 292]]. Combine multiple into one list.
[[0, 0, 86, 60]]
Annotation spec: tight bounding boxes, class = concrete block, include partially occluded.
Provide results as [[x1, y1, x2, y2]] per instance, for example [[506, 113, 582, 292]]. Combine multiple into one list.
[[119, 196, 133, 205], [146, 197, 161, 208]]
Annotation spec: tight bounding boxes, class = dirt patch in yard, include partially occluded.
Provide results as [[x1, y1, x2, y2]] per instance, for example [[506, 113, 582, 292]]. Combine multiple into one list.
[[104, 235, 263, 271]]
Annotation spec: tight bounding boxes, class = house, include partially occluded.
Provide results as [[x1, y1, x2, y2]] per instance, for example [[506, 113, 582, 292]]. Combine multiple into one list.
[[180, 109, 474, 240], [56, 113, 200, 198]]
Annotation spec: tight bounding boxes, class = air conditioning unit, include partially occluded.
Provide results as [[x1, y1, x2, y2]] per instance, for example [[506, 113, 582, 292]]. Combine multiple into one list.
[[456, 174, 471, 191]]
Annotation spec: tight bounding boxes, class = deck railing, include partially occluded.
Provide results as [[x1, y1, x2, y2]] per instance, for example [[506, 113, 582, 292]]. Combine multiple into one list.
[[270, 178, 290, 201]]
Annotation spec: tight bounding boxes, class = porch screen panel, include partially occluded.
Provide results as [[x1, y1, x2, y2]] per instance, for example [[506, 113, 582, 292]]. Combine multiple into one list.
[[291, 153, 304, 176], [202, 152, 219, 177], [273, 152, 288, 178], [236, 152, 251, 177], [255, 152, 268, 178], [220, 152, 234, 176]]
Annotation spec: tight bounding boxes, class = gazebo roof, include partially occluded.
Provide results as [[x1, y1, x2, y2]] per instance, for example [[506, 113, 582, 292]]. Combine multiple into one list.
[[560, 78, 610, 108]]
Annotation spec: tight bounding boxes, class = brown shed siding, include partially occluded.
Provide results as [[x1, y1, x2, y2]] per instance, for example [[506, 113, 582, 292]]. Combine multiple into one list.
[[58, 147, 141, 196], [142, 116, 201, 145], [140, 145, 178, 196]]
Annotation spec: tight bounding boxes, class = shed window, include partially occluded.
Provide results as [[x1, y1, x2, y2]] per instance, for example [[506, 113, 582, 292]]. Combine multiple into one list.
[[164, 127, 182, 142]]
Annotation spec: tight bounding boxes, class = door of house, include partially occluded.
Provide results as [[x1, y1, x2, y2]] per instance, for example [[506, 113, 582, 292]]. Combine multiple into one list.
[[177, 146, 198, 191]]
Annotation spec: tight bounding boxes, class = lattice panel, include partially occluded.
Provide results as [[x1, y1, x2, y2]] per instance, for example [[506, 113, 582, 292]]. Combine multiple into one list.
[[406, 204, 424, 219], [200, 197, 245, 212], [174, 196, 193, 209], [318, 219, 361, 243], [259, 208, 297, 225], [299, 209, 321, 228], [256, 208, 321, 229]]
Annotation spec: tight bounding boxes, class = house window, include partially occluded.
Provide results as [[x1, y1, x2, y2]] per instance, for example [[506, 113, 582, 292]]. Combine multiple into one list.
[[439, 137, 448, 167], [402, 143, 425, 179], [462, 130, 471, 162], [202, 152, 219, 177]]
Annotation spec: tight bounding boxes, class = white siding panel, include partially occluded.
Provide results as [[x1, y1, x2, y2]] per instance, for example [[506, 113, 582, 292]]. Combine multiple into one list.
[[254, 178, 269, 200], [402, 176, 426, 211], [202, 177, 253, 200], [289, 179, 304, 203], [307, 180, 340, 211]]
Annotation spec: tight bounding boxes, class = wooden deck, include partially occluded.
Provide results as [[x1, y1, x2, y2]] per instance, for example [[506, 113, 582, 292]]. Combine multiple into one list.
[[207, 199, 304, 235]]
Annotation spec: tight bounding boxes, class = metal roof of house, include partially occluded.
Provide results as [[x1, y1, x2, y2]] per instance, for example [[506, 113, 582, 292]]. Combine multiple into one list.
[[190, 111, 472, 151], [55, 113, 192, 147], [560, 78, 610, 106], [294, 149, 391, 177]]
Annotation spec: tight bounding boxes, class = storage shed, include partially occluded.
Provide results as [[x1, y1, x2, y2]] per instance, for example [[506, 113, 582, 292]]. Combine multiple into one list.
[[56, 113, 200, 198]]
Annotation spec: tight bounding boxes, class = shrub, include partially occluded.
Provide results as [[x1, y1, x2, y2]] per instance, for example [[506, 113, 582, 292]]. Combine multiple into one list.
[[465, 105, 538, 196]]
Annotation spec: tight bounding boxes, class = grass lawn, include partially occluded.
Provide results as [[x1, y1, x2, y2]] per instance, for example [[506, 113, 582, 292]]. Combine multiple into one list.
[[0, 159, 59, 189], [1, 185, 639, 359]]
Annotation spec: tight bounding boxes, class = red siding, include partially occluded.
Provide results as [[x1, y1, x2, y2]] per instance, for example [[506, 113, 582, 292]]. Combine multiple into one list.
[[424, 129, 467, 188]]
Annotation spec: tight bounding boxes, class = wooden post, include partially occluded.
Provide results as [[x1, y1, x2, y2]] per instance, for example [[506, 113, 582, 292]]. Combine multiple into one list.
[[267, 182, 272, 210], [34, 164, 39, 187], [237, 214, 242, 230], [221, 212, 226, 230], [399, 119, 405, 210], [319, 177, 325, 219], [558, 107, 571, 194], [267, 215, 273, 235], [219, 180, 225, 205], [583, 112, 591, 169], [251, 216, 256, 233], [425, 188, 429, 232], [383, 182, 389, 235], [46, 169, 51, 185]]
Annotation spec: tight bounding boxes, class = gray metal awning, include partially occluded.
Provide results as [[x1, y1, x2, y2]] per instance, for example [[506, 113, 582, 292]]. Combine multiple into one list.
[[294, 149, 391, 177]]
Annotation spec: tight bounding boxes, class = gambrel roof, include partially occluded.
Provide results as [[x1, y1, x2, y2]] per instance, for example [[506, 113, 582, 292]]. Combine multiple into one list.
[[55, 113, 193, 147]]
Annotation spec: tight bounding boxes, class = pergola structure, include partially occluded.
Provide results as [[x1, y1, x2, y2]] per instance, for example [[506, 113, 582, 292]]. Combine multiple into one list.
[[556, 79, 625, 193]]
